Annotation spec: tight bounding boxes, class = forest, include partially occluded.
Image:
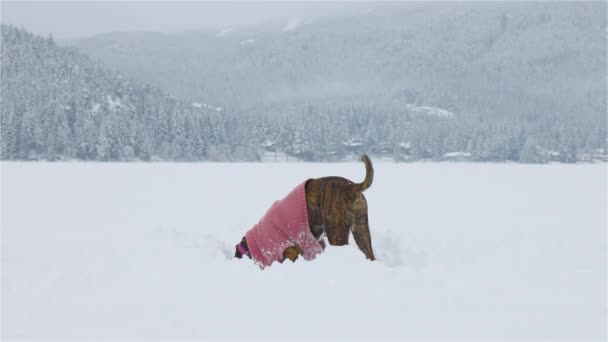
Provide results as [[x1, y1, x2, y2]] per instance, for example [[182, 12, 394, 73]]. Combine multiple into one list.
[[1, 24, 606, 163]]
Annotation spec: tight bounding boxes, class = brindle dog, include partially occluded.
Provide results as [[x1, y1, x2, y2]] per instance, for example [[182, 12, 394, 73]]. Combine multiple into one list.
[[235, 154, 375, 262]]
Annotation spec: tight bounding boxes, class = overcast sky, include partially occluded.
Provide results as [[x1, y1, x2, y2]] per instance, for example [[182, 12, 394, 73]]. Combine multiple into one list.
[[1, 1, 377, 39]]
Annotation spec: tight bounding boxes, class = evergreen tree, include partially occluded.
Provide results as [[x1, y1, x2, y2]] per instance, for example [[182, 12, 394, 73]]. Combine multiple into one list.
[[519, 137, 548, 164]]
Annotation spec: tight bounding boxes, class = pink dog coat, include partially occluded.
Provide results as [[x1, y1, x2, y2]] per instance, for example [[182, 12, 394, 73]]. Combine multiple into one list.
[[245, 181, 323, 268]]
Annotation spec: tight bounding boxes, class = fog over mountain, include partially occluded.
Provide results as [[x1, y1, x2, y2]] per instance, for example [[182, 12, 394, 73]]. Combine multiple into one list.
[[72, 2, 606, 121]]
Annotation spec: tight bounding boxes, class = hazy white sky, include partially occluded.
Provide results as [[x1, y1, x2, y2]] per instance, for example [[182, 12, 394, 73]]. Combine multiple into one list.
[[1, 1, 377, 39]]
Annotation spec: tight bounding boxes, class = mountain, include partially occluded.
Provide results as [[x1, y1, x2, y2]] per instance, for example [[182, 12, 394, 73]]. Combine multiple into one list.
[[0, 24, 244, 161], [72, 2, 606, 121], [1, 19, 606, 163]]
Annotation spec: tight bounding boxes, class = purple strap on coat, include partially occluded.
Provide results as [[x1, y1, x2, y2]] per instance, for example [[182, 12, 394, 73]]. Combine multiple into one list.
[[237, 242, 249, 256]]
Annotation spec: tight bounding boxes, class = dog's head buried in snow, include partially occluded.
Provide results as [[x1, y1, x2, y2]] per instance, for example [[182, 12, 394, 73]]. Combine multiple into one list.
[[234, 155, 375, 268]]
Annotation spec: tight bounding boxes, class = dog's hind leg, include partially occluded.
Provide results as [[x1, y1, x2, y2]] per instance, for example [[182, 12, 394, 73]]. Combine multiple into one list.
[[352, 196, 375, 261]]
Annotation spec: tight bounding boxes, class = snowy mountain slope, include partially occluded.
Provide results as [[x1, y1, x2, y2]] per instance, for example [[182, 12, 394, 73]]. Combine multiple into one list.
[[0, 25, 245, 162], [3, 25, 606, 163], [2, 162, 606, 340], [72, 2, 606, 120]]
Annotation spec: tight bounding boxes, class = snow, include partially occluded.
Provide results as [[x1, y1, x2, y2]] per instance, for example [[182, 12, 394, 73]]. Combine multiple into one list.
[[405, 103, 455, 118], [91, 103, 101, 113], [260, 140, 276, 148], [216, 28, 233, 37], [191, 102, 221, 112], [202, 103, 222, 112], [283, 18, 302, 32], [342, 138, 363, 147], [399, 141, 412, 149], [444, 151, 472, 159], [107, 95, 123, 112], [1, 162, 606, 340], [240, 39, 255, 45]]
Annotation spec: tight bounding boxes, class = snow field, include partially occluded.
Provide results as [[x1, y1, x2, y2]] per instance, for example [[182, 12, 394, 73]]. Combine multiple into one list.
[[1, 162, 606, 340]]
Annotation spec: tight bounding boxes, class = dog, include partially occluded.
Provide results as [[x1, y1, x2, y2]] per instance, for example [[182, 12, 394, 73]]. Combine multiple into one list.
[[234, 155, 375, 267]]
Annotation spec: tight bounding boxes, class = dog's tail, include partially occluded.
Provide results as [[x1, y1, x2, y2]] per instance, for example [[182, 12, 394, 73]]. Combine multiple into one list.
[[352, 154, 373, 192]]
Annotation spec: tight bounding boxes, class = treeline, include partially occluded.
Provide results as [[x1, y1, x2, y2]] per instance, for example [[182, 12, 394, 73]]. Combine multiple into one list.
[[1, 25, 606, 163]]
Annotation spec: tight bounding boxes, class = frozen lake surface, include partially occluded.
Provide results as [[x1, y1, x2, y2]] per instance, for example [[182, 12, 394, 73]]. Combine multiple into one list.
[[1, 162, 606, 340]]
